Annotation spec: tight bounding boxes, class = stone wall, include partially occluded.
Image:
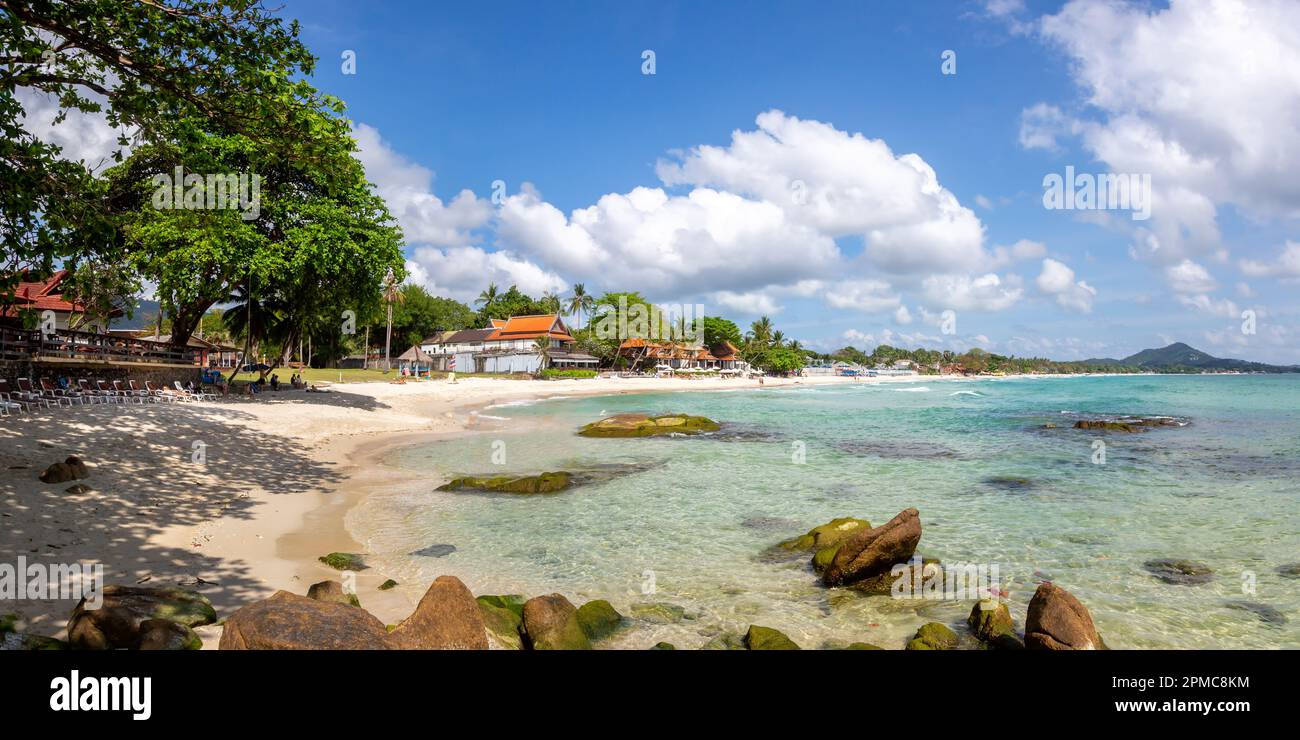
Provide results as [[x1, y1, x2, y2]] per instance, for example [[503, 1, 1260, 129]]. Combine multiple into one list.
[[0, 360, 202, 388]]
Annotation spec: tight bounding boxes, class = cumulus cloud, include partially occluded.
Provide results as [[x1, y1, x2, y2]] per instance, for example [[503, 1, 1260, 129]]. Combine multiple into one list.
[[1177, 293, 1240, 319], [823, 280, 901, 313], [712, 289, 782, 316], [404, 246, 565, 304], [1240, 241, 1300, 280], [17, 88, 132, 169], [1027, 0, 1300, 264], [1164, 259, 1218, 294], [1036, 258, 1096, 313], [353, 123, 492, 247], [919, 273, 1024, 312]]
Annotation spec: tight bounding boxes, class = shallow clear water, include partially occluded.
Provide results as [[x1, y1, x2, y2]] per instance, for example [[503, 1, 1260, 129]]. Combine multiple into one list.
[[348, 375, 1300, 649]]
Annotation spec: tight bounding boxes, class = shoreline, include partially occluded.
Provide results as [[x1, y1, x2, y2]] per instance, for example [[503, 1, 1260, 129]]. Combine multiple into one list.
[[0, 370, 1116, 643]]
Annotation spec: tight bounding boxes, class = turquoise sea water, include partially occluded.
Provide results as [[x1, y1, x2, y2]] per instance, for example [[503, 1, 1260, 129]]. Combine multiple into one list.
[[349, 375, 1300, 649]]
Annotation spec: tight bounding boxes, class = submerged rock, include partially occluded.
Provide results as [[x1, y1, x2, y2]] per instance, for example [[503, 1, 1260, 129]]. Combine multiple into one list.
[[744, 624, 800, 650], [318, 552, 368, 571], [67, 585, 218, 650], [1224, 600, 1288, 625], [822, 508, 922, 591], [628, 602, 687, 624], [521, 594, 590, 650], [845, 642, 884, 650], [387, 576, 488, 649], [984, 476, 1034, 491], [1276, 563, 1300, 579], [378, 579, 398, 591], [1074, 416, 1187, 433], [219, 590, 389, 650], [438, 472, 572, 494], [701, 632, 746, 650], [1144, 558, 1214, 585], [1024, 582, 1107, 650], [649, 641, 676, 650], [578, 413, 720, 438], [575, 599, 624, 640], [906, 622, 958, 650], [306, 580, 361, 608], [409, 544, 457, 558], [836, 440, 959, 459]]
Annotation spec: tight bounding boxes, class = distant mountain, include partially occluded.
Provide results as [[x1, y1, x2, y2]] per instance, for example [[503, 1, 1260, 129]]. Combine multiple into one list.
[[110, 299, 161, 330], [1079, 342, 1298, 373]]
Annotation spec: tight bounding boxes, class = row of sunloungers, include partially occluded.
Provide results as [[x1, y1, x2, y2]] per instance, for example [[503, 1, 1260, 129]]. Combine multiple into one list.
[[0, 377, 216, 416]]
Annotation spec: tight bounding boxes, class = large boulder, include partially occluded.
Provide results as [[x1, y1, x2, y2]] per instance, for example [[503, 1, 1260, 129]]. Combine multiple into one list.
[[967, 599, 1023, 648], [520, 594, 590, 650], [779, 517, 871, 552], [575, 599, 624, 641], [744, 625, 800, 650], [478, 601, 524, 650], [306, 580, 361, 608], [822, 508, 922, 590], [138, 619, 202, 650], [219, 591, 389, 650], [438, 472, 572, 494], [386, 576, 488, 649], [67, 585, 217, 650], [1024, 583, 1107, 650], [578, 413, 720, 438]]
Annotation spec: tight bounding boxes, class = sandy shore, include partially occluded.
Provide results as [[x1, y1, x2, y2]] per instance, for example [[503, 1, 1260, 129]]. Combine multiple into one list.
[[0, 371, 998, 644]]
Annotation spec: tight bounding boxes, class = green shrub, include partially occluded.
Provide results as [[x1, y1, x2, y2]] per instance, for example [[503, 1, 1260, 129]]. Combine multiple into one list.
[[540, 369, 598, 379]]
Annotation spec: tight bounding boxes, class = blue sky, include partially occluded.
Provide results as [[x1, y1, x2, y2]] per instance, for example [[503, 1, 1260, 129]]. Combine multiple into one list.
[[280, 0, 1300, 363]]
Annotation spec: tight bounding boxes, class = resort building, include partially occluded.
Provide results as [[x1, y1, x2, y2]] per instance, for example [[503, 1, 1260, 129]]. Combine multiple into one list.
[[418, 314, 598, 373], [616, 338, 748, 373], [1, 270, 120, 333]]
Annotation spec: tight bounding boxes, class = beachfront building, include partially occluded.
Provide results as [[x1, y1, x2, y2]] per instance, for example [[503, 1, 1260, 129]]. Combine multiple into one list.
[[2, 270, 120, 333], [108, 330, 241, 368], [616, 338, 749, 373], [418, 314, 598, 373], [872, 359, 919, 377]]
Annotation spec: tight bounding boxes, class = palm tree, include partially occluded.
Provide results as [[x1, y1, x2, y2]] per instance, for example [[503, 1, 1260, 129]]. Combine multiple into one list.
[[382, 268, 403, 371], [475, 282, 499, 309], [748, 316, 774, 346], [771, 330, 785, 348], [565, 283, 594, 329], [540, 291, 563, 314], [533, 335, 552, 372]]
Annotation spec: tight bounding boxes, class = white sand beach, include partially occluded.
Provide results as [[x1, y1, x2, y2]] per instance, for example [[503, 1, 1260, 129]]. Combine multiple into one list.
[[3, 371, 941, 643]]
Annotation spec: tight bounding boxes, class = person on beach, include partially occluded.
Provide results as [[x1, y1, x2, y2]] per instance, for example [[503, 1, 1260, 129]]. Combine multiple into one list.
[[270, 373, 280, 391]]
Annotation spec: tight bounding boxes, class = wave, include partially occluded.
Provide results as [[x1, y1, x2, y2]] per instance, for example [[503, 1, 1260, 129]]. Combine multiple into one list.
[[892, 386, 931, 393], [950, 390, 984, 397]]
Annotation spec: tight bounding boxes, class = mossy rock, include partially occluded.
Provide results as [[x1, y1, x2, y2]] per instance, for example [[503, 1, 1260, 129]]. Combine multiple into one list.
[[744, 624, 801, 650], [0, 614, 16, 635], [967, 599, 1014, 641], [906, 622, 958, 650], [378, 579, 398, 591], [578, 413, 721, 438], [780, 517, 871, 552], [438, 472, 572, 494], [649, 641, 676, 650], [629, 602, 687, 624], [318, 552, 367, 571], [1073, 420, 1143, 432], [812, 545, 840, 573], [476, 594, 527, 619], [1278, 563, 1300, 579], [2, 632, 69, 650], [479, 602, 524, 650], [1144, 558, 1214, 585], [575, 599, 624, 640], [845, 642, 885, 650], [701, 632, 747, 650]]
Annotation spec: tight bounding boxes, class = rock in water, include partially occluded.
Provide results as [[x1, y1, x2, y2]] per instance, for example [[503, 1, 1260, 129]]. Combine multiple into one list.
[[138, 619, 202, 650], [577, 413, 720, 438], [968, 600, 1024, 648], [479, 601, 524, 650], [520, 594, 590, 650], [477, 594, 527, 618], [318, 552, 368, 571], [1224, 600, 1288, 625], [67, 585, 217, 650], [576, 599, 623, 640], [1277, 563, 1300, 579], [778, 517, 871, 552], [306, 580, 361, 608], [906, 622, 958, 650], [744, 625, 801, 650], [437, 472, 572, 494], [378, 579, 398, 591], [845, 642, 884, 650], [1143, 559, 1214, 585], [219, 591, 389, 650], [387, 576, 488, 649], [822, 508, 922, 590], [628, 602, 687, 624], [649, 641, 676, 650], [1024, 583, 1107, 650], [409, 544, 457, 558]]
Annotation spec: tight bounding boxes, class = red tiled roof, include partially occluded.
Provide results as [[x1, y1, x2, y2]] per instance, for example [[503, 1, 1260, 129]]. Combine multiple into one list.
[[2, 270, 124, 318], [486, 314, 573, 342]]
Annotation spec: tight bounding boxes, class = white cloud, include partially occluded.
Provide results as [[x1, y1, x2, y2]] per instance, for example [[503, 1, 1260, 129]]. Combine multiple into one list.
[[823, 279, 901, 313], [894, 305, 913, 325], [353, 123, 492, 247], [1164, 259, 1218, 293], [990, 239, 1047, 269], [1240, 241, 1300, 279], [919, 273, 1023, 312], [1028, 0, 1300, 264], [17, 88, 131, 169], [1177, 293, 1240, 319], [1036, 258, 1096, 313], [712, 290, 782, 316], [404, 246, 565, 304]]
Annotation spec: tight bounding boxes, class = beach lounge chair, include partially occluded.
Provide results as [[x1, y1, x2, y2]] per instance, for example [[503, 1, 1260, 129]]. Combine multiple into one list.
[[145, 380, 183, 402], [40, 377, 89, 406], [76, 378, 110, 404], [132, 380, 173, 403], [173, 381, 214, 401], [0, 379, 48, 411], [94, 379, 129, 404], [19, 378, 71, 408], [112, 380, 147, 404], [0, 379, 35, 415]]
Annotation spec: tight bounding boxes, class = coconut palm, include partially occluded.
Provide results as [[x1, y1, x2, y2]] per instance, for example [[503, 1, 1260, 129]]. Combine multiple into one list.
[[565, 283, 594, 329], [540, 291, 563, 314], [771, 330, 785, 348], [533, 335, 553, 371], [475, 282, 499, 309], [748, 316, 774, 346]]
